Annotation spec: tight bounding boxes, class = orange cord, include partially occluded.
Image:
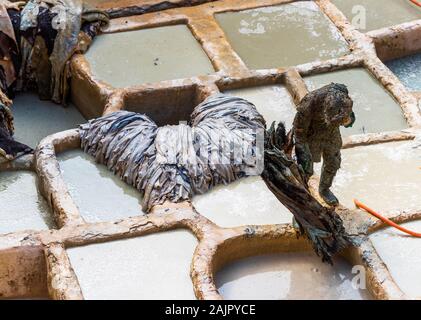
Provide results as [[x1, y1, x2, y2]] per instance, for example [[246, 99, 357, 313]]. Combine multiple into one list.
[[410, 0, 421, 7], [354, 199, 421, 238]]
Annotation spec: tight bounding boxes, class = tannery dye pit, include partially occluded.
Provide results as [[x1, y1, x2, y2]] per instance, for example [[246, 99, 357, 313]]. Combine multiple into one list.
[[215, 1, 349, 69], [331, 0, 420, 32], [12, 93, 86, 148], [192, 176, 293, 227], [58, 150, 144, 223], [67, 231, 198, 299], [216, 252, 370, 300], [84, 25, 215, 88], [1, 0, 421, 301]]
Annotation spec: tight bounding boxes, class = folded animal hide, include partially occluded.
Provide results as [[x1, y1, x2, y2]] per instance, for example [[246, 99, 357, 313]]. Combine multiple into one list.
[[80, 94, 266, 211]]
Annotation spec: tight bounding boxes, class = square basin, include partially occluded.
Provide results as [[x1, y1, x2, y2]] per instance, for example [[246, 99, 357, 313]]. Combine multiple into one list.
[[0, 247, 49, 299], [316, 140, 421, 212], [124, 86, 197, 126], [331, 0, 421, 32], [12, 93, 86, 148], [216, 252, 370, 300], [84, 25, 215, 88], [215, 1, 349, 69], [192, 176, 293, 228], [58, 150, 144, 223], [67, 230, 198, 300], [386, 53, 421, 92], [305, 68, 407, 136], [370, 220, 421, 299], [224, 85, 296, 130], [0, 171, 54, 234]]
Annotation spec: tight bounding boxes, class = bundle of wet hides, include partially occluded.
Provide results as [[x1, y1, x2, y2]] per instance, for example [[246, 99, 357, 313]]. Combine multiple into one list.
[[80, 95, 266, 211]]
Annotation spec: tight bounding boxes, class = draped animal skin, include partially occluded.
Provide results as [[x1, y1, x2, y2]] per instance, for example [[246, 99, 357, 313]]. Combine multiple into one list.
[[0, 0, 108, 162], [9, 0, 109, 103], [80, 94, 351, 262]]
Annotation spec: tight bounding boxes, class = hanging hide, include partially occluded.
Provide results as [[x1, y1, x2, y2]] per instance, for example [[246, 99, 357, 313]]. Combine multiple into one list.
[[262, 122, 351, 263], [0, 2, 19, 92], [0, 89, 32, 162], [2, 0, 109, 103], [0, 0, 108, 163]]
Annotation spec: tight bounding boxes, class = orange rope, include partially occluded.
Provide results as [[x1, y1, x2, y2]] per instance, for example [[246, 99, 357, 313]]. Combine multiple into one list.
[[354, 199, 421, 238], [410, 0, 421, 7]]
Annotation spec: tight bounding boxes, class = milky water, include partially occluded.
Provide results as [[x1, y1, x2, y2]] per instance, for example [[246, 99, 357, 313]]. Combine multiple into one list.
[[225, 85, 296, 130], [370, 220, 421, 299], [67, 230, 198, 300], [12, 93, 85, 148], [386, 53, 421, 92], [0, 171, 54, 234], [217, 252, 370, 300], [332, 0, 421, 32], [193, 176, 293, 228], [315, 140, 421, 212], [215, 1, 349, 69], [305, 68, 407, 136], [58, 150, 144, 223], [84, 25, 214, 88]]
